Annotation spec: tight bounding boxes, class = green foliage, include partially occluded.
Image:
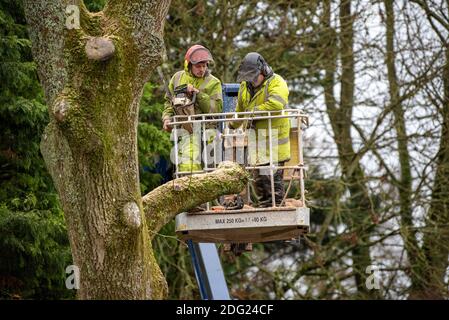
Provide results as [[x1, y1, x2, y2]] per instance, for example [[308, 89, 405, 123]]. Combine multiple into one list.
[[0, 206, 73, 299], [0, 0, 73, 299], [0, 0, 46, 204], [138, 83, 172, 194], [84, 0, 106, 12], [1, 0, 174, 299]]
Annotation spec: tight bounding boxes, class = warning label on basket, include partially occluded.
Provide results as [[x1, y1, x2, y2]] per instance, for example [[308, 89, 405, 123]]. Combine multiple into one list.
[[214, 216, 268, 225]]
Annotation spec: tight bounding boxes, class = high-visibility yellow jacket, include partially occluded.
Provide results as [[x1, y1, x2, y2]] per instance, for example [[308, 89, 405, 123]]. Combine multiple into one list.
[[235, 74, 290, 164], [162, 66, 223, 121]]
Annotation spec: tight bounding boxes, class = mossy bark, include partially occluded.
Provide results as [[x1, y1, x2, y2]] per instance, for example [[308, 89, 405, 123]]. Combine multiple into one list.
[[24, 0, 246, 300], [24, 0, 172, 300], [144, 162, 249, 238]]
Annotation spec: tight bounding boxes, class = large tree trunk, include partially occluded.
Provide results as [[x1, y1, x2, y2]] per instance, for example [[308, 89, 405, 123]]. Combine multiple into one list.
[[24, 0, 248, 299]]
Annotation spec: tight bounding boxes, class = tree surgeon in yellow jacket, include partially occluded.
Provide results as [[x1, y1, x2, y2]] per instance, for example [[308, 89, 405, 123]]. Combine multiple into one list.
[[162, 45, 223, 172], [236, 52, 290, 207]]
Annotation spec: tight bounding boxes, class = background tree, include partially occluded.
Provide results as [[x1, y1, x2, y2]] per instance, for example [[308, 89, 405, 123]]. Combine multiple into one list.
[[407, 0, 449, 299]]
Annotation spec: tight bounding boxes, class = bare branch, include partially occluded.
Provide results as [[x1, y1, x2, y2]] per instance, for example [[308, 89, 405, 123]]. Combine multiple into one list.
[[410, 0, 449, 34]]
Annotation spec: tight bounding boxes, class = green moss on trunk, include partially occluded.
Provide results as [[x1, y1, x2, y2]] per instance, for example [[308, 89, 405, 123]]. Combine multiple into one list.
[[26, 0, 172, 299]]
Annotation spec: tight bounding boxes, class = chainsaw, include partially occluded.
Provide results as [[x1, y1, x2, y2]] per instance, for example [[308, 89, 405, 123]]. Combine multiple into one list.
[[158, 67, 196, 134]]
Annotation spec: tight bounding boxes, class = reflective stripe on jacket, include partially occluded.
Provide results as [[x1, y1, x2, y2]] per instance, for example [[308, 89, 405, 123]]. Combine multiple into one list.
[[235, 73, 290, 164], [162, 68, 223, 121]]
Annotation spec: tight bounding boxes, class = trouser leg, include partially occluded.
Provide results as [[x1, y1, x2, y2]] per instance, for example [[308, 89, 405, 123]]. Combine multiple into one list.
[[273, 166, 285, 205], [253, 168, 269, 204], [178, 134, 202, 172], [253, 162, 285, 206]]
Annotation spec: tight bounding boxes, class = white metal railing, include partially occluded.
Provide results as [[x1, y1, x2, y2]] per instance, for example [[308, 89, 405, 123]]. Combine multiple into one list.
[[168, 109, 309, 208]]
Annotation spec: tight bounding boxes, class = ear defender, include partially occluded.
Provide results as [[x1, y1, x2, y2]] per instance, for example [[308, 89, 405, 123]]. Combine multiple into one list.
[[258, 56, 270, 76]]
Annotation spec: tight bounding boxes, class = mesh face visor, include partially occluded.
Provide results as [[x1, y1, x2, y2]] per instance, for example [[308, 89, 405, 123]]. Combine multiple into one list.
[[189, 48, 213, 64], [237, 63, 260, 83], [237, 52, 266, 83]]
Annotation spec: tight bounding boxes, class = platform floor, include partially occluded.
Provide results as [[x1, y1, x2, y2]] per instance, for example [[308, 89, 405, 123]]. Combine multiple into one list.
[[175, 207, 310, 243]]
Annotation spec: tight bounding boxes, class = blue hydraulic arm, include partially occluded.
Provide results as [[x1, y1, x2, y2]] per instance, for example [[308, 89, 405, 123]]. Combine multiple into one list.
[[187, 84, 240, 300], [187, 241, 230, 300], [222, 83, 240, 113]]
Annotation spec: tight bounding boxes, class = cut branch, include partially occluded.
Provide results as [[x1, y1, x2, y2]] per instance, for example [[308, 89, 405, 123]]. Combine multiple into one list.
[[143, 162, 249, 238], [85, 37, 116, 61]]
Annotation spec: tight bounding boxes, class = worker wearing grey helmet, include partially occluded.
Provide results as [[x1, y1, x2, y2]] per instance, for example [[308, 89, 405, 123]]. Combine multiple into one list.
[[236, 52, 290, 208]]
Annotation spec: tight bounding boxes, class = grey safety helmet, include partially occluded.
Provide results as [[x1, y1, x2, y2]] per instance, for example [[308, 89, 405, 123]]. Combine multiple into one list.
[[237, 52, 272, 83]]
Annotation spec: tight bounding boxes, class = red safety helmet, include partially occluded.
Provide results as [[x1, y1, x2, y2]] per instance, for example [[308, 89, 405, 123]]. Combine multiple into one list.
[[185, 45, 214, 65]]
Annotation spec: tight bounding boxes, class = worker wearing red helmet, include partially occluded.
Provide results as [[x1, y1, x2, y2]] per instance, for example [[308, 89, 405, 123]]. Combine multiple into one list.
[[162, 45, 222, 172]]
